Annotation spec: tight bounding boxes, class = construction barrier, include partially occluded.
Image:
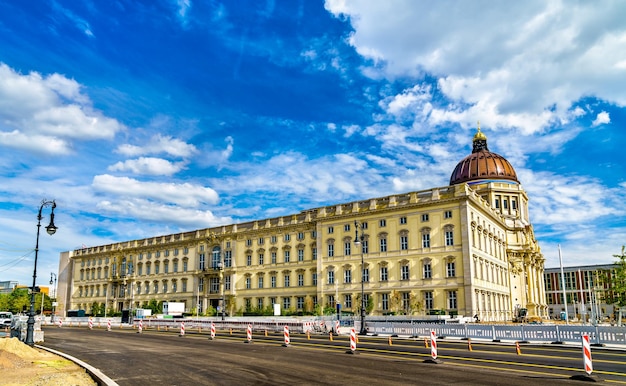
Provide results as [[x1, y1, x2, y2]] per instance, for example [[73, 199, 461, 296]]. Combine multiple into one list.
[[107, 319, 111, 331], [246, 324, 252, 343], [283, 325, 291, 347], [349, 328, 357, 353], [88, 318, 93, 330], [179, 322, 185, 337], [430, 330, 438, 360], [582, 334, 593, 375], [138, 320, 143, 334], [210, 322, 216, 340]]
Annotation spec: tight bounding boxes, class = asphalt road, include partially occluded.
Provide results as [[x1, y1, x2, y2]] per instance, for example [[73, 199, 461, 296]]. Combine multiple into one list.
[[40, 326, 626, 385]]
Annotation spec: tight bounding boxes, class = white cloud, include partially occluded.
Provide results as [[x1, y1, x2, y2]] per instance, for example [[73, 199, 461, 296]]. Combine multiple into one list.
[[116, 133, 197, 158], [97, 198, 230, 228], [325, 1, 626, 133], [108, 157, 187, 176], [0, 63, 123, 154], [592, 111, 610, 126], [92, 174, 219, 207]]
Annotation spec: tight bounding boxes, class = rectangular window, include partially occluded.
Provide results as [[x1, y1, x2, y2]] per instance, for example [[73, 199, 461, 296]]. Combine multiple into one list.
[[422, 233, 430, 248], [224, 251, 232, 267], [224, 276, 231, 290], [328, 244, 334, 257], [173, 261, 178, 273], [344, 269, 352, 284], [284, 251, 290, 263], [400, 216, 407, 224], [421, 214, 429, 222], [245, 277, 251, 289], [199, 253, 205, 270], [271, 252, 277, 264], [381, 293, 389, 311], [183, 260, 188, 272], [283, 297, 291, 310], [344, 224, 351, 232], [444, 210, 452, 219], [445, 231, 454, 246], [271, 276, 277, 288], [447, 262, 456, 277], [380, 238, 387, 252], [328, 226, 334, 234], [380, 266, 388, 281], [210, 277, 219, 293], [258, 298, 264, 310], [424, 263, 432, 279], [312, 272, 317, 286], [298, 273, 304, 287], [379, 219, 386, 227], [363, 267, 369, 283], [155, 263, 160, 274], [361, 240, 368, 254], [247, 255, 252, 266], [284, 234, 291, 242], [448, 291, 458, 309], [258, 277, 264, 289], [401, 265, 410, 280], [298, 249, 304, 261], [259, 253, 264, 265], [198, 278, 204, 292], [182, 280, 187, 292], [246, 239, 252, 246], [328, 271, 335, 285], [345, 294, 352, 308], [258, 237, 264, 245], [298, 232, 305, 240], [400, 235, 408, 250], [503, 199, 508, 209], [174, 248, 179, 256], [344, 242, 351, 256], [297, 296, 305, 310], [312, 248, 317, 260], [424, 291, 433, 309], [284, 274, 290, 287], [328, 295, 335, 307], [402, 292, 411, 311], [495, 195, 501, 209], [271, 236, 277, 243]]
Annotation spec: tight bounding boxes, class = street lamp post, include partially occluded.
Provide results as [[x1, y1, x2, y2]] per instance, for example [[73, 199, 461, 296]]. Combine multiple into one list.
[[49, 273, 57, 323], [217, 261, 225, 321], [26, 199, 58, 346], [354, 221, 366, 335]]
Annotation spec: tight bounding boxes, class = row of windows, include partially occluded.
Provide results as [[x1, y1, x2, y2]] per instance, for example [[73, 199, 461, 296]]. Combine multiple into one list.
[[80, 247, 191, 268], [326, 213, 450, 234], [326, 261, 456, 284], [245, 232, 312, 247], [327, 230, 454, 257], [77, 279, 192, 298]]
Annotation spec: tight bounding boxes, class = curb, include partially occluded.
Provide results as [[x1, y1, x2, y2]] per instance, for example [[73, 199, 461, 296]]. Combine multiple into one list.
[[36, 344, 118, 386]]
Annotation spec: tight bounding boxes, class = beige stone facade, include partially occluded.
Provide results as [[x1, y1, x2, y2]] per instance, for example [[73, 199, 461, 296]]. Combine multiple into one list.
[[58, 131, 547, 322]]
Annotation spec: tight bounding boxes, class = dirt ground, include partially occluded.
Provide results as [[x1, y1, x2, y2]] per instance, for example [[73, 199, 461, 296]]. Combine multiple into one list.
[[0, 337, 96, 386]]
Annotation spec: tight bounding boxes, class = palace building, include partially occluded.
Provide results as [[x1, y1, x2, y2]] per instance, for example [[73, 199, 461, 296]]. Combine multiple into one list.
[[56, 128, 547, 322]]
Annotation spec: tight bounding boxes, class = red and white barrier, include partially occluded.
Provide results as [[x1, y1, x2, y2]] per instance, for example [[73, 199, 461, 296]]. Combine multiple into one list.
[[246, 324, 252, 343], [138, 320, 143, 334], [107, 319, 111, 331], [430, 330, 438, 360], [283, 325, 291, 347], [335, 320, 340, 334], [210, 322, 216, 340], [582, 334, 593, 375], [88, 318, 93, 330], [179, 321, 185, 336], [349, 328, 357, 353], [58, 319, 62, 328]]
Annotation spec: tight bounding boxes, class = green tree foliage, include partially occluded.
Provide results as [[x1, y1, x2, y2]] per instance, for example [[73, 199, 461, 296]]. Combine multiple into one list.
[[606, 246, 626, 307]]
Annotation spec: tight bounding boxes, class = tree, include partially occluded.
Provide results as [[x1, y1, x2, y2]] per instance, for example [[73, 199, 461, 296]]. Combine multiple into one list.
[[604, 246, 626, 308]]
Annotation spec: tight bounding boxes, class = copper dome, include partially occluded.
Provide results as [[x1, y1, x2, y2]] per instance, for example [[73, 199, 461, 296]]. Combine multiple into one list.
[[449, 127, 518, 185]]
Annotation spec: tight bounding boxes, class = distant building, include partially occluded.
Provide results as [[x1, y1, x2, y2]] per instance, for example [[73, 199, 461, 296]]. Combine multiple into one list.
[[0, 280, 19, 294], [58, 128, 547, 322], [544, 263, 619, 321]]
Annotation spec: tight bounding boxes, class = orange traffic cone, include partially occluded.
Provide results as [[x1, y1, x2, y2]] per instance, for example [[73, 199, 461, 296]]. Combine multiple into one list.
[[329, 331, 333, 341], [388, 336, 393, 346], [424, 337, 429, 348], [468, 338, 473, 352], [515, 341, 522, 355]]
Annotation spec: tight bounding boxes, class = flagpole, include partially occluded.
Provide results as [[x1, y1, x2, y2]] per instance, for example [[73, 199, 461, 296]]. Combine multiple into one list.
[[558, 244, 569, 325]]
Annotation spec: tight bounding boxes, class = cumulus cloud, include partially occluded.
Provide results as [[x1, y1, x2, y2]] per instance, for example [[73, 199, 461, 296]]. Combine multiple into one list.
[[325, 1, 626, 133], [108, 157, 187, 176], [0, 63, 123, 154], [116, 133, 197, 157], [592, 111, 610, 126], [92, 174, 219, 207]]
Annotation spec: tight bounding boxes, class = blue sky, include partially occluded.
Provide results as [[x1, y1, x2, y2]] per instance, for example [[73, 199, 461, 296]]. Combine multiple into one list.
[[1, 0, 625, 287]]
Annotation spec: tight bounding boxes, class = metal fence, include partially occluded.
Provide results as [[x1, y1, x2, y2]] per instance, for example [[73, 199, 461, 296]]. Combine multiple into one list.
[[363, 321, 626, 346]]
